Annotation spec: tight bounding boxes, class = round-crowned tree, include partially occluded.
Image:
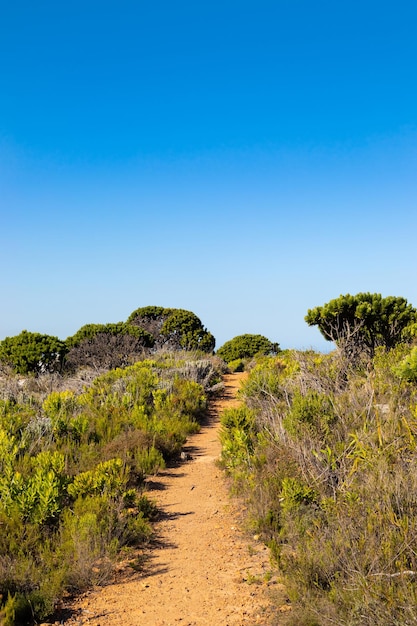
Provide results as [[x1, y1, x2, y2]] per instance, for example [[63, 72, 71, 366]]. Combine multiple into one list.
[[127, 306, 215, 353], [216, 334, 280, 363], [65, 323, 155, 371], [305, 292, 417, 360], [0, 330, 67, 375]]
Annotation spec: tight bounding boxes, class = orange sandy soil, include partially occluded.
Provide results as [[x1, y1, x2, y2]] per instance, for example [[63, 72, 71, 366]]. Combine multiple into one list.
[[57, 373, 291, 626]]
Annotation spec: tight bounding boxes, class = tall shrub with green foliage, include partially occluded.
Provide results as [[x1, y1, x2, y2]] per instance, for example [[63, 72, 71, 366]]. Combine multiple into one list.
[[216, 334, 279, 364], [0, 330, 67, 375], [127, 306, 215, 352], [305, 292, 416, 360]]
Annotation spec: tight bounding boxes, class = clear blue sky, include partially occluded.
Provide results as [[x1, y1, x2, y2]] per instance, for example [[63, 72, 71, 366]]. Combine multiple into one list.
[[1, 1, 417, 352]]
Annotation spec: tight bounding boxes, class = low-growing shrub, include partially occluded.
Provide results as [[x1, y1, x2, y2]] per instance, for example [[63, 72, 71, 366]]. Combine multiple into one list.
[[227, 358, 245, 372], [135, 446, 166, 476]]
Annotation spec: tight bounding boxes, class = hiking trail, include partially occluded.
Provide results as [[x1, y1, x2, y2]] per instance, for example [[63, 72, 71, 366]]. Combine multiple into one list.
[[60, 373, 288, 626]]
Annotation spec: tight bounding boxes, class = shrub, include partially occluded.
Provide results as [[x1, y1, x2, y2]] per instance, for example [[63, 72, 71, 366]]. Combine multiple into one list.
[[395, 346, 417, 382], [216, 334, 280, 363], [67, 458, 128, 499], [284, 390, 336, 439], [134, 446, 166, 476], [127, 306, 215, 352], [0, 330, 67, 375], [227, 358, 245, 372], [220, 406, 257, 475], [305, 293, 417, 361], [65, 323, 154, 371]]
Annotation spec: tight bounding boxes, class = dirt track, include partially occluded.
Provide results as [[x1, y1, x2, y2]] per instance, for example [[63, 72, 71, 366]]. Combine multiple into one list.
[[60, 373, 287, 625]]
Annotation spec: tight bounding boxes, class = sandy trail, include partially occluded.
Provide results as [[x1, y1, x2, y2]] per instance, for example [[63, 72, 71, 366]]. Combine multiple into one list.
[[61, 373, 283, 626]]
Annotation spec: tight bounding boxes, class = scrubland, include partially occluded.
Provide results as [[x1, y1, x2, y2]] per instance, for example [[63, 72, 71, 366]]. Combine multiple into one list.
[[3, 293, 417, 625], [220, 345, 417, 625], [0, 353, 224, 625]]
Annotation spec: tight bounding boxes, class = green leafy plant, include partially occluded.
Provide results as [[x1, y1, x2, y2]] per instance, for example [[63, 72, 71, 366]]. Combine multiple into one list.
[[216, 334, 280, 363], [127, 306, 215, 352], [305, 293, 416, 360], [395, 346, 417, 382], [134, 446, 166, 476], [0, 330, 67, 375]]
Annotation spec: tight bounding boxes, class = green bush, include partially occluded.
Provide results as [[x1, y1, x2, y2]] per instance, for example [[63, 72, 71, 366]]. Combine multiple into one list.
[[0, 330, 67, 375], [284, 390, 336, 439], [220, 406, 257, 475], [127, 306, 216, 352], [280, 477, 317, 514], [216, 334, 279, 363], [67, 458, 128, 499], [395, 346, 417, 382], [305, 292, 417, 361], [227, 358, 245, 372], [134, 446, 166, 476], [66, 322, 154, 348], [1, 593, 33, 626]]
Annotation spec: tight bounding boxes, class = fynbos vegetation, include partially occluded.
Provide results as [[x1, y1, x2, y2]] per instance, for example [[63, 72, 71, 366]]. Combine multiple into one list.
[[216, 334, 280, 371], [220, 294, 417, 625], [3, 295, 417, 625], [0, 338, 223, 624], [0, 307, 216, 377]]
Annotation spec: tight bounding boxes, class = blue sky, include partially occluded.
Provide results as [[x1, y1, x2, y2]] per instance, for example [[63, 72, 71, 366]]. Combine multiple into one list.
[[1, 1, 417, 351]]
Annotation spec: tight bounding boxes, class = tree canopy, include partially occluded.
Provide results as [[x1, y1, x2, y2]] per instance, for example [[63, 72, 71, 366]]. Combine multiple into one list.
[[127, 307, 215, 353], [216, 334, 280, 363], [305, 293, 417, 359], [0, 330, 67, 375]]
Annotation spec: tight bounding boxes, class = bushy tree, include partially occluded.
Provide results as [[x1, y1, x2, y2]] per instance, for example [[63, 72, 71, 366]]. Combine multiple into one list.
[[216, 334, 280, 363], [127, 307, 215, 353], [305, 293, 416, 360], [0, 330, 67, 375], [65, 323, 154, 371]]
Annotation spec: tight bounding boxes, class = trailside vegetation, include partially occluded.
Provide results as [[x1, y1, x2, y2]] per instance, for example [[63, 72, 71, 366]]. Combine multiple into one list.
[[127, 306, 215, 353], [65, 323, 155, 371], [0, 352, 223, 625], [220, 340, 417, 625], [216, 334, 280, 366], [305, 292, 416, 360], [0, 330, 67, 375], [0, 306, 215, 376]]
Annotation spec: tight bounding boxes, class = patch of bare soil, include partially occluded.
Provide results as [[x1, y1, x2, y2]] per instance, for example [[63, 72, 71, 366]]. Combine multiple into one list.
[[59, 374, 288, 626]]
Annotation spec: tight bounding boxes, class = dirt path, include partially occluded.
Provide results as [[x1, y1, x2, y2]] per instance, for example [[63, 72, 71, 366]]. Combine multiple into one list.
[[61, 374, 285, 625]]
